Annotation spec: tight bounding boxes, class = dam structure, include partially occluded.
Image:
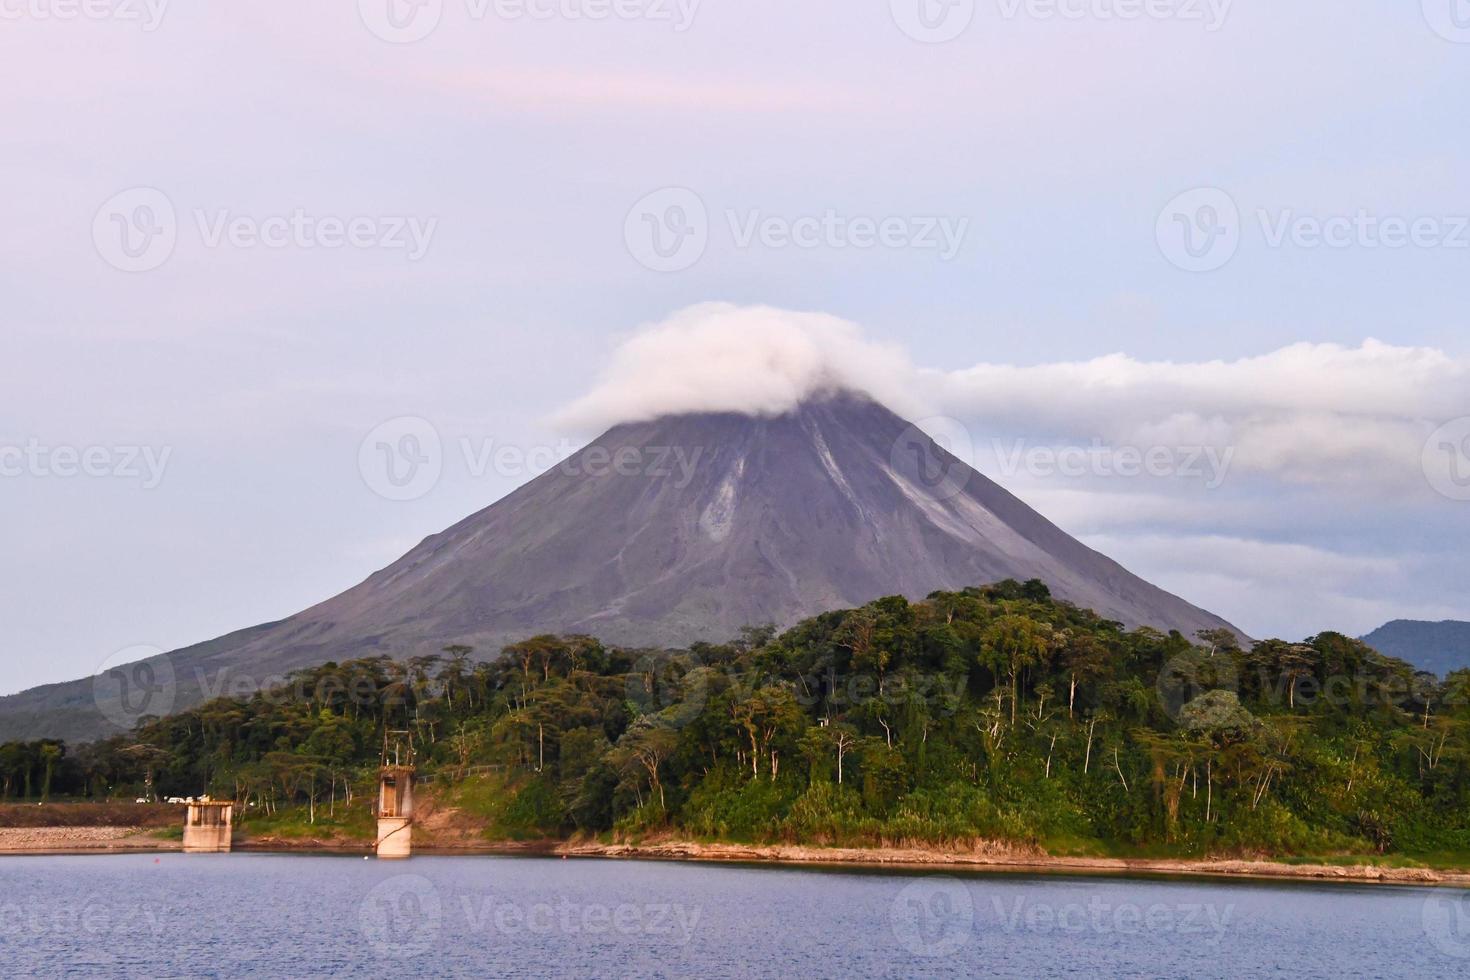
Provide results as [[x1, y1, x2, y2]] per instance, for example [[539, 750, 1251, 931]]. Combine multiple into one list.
[[183, 800, 234, 853], [376, 732, 416, 859]]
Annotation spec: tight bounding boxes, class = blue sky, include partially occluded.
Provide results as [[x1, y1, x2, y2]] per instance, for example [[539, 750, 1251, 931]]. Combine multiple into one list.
[[2, 1, 1467, 692]]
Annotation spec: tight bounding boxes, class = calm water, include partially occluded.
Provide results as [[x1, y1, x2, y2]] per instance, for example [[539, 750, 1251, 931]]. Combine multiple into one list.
[[2, 853, 1469, 978]]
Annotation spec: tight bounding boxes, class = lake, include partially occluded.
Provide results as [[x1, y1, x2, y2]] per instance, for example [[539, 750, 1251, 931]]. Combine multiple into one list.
[[2, 854, 1468, 977]]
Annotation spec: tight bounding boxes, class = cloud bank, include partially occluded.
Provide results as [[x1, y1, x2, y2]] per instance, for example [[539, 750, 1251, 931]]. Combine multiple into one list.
[[556, 303, 1467, 493]]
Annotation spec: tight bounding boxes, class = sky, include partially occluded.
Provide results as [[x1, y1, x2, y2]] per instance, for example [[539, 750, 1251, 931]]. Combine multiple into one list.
[[2, 0, 1467, 694]]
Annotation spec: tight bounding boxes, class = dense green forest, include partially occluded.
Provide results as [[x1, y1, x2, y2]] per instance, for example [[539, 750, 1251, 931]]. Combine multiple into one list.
[[8, 580, 1470, 859]]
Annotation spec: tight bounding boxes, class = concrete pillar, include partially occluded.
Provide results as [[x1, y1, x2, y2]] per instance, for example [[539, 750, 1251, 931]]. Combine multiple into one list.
[[183, 801, 234, 853], [375, 767, 415, 859]]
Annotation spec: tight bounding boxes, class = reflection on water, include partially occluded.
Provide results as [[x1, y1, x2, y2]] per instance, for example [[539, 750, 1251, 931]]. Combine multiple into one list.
[[1, 853, 1467, 978]]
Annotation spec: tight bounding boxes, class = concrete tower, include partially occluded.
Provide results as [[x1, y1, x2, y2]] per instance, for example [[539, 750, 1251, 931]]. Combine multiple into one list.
[[376, 732, 416, 859], [183, 800, 234, 853]]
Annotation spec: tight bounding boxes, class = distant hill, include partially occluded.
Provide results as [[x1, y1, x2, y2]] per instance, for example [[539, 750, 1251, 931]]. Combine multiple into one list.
[[1360, 620, 1470, 677]]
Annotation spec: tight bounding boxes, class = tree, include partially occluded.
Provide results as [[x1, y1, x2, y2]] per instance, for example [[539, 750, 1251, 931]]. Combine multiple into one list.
[[1179, 691, 1258, 823], [609, 721, 678, 811], [983, 615, 1054, 724], [799, 723, 858, 785], [38, 743, 63, 801], [1059, 633, 1108, 717]]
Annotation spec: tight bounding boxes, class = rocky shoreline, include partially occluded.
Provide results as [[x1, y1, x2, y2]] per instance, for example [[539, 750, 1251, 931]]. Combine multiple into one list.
[[5, 824, 1466, 888], [0, 826, 179, 852], [544, 839, 1470, 887]]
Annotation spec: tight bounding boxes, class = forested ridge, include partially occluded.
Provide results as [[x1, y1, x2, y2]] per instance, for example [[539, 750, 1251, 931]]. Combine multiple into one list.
[[7, 580, 1470, 859]]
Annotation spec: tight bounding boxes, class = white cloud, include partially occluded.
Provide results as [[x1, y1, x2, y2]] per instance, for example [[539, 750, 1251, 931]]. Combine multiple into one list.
[[551, 303, 928, 431], [556, 304, 1469, 495]]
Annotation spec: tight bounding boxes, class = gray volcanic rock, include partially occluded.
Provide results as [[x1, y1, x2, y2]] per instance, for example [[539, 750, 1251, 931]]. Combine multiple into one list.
[[0, 393, 1243, 742]]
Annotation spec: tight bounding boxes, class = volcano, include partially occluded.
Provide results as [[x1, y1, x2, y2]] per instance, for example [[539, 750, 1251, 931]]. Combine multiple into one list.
[[0, 392, 1242, 742]]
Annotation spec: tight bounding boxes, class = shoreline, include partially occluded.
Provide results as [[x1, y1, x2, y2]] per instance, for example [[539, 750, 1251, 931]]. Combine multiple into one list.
[[541, 839, 1470, 887], [5, 826, 1469, 887]]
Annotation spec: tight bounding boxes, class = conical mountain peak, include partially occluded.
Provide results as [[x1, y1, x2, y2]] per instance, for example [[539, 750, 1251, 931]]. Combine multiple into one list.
[[0, 397, 1241, 742]]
